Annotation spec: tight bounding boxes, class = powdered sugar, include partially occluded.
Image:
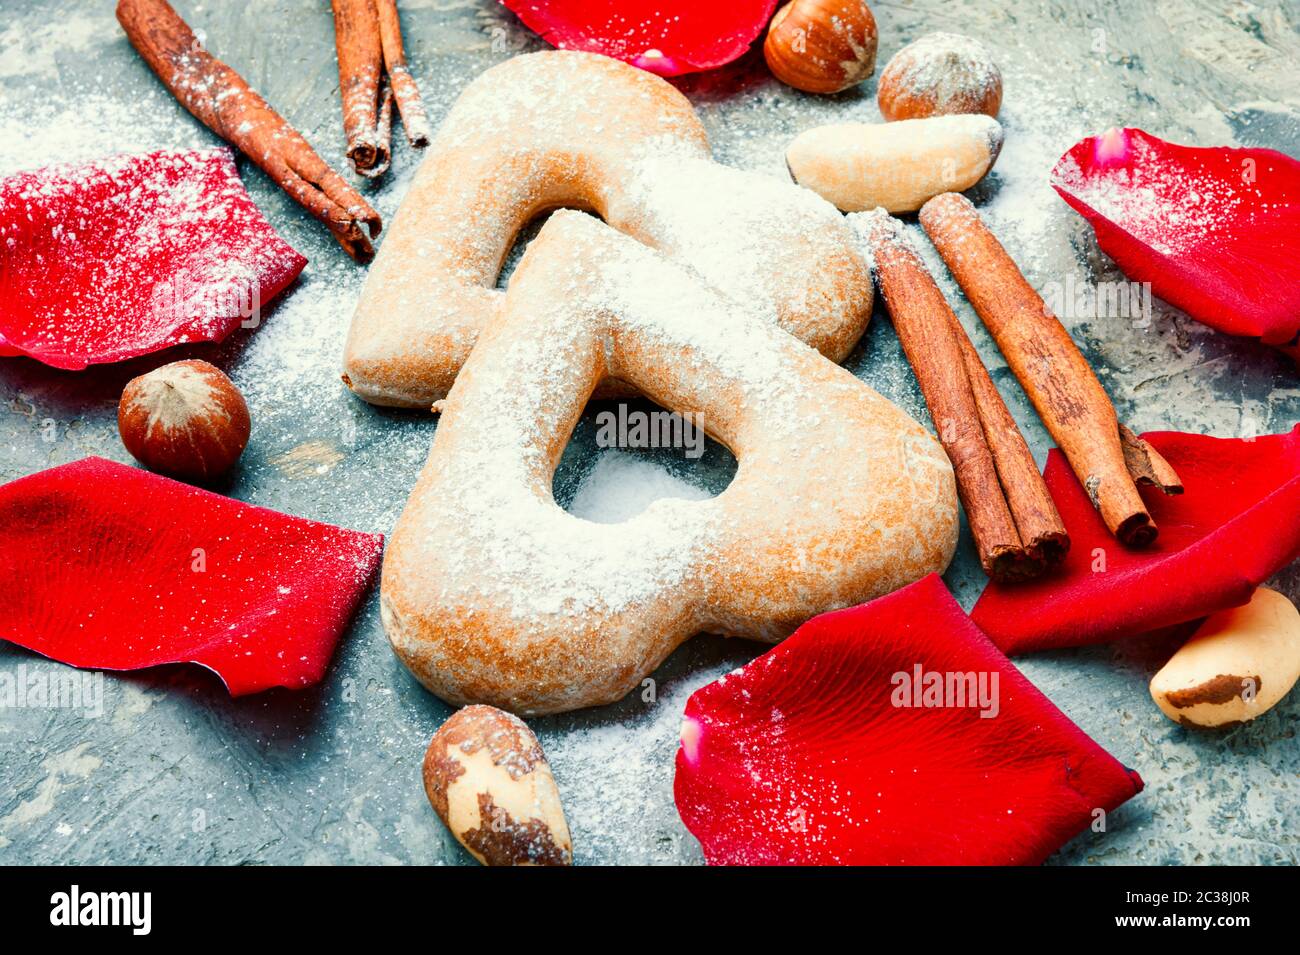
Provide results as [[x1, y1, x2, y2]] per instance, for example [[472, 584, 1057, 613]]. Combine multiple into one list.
[[960, 63, 1088, 280], [568, 451, 715, 524], [1050, 132, 1246, 256], [0, 89, 208, 176], [540, 656, 739, 863], [845, 206, 907, 262], [627, 152, 843, 324]]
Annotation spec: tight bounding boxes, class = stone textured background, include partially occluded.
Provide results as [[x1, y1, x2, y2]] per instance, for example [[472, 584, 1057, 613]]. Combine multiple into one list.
[[0, 0, 1297, 865]]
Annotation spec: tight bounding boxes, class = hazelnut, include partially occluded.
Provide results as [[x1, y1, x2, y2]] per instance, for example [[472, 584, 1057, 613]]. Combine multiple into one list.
[[764, 0, 878, 95], [117, 359, 251, 482], [877, 32, 1002, 122], [423, 705, 573, 866]]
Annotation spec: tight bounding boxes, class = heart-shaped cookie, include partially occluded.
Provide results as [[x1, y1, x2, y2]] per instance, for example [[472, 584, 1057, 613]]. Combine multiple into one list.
[[342, 50, 872, 408], [382, 212, 957, 713]]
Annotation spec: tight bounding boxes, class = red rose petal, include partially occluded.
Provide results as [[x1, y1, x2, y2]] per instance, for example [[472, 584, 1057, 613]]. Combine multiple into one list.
[[674, 575, 1143, 866], [972, 427, 1300, 655], [0, 458, 383, 695], [500, 0, 779, 76], [0, 148, 306, 370], [1051, 128, 1300, 351]]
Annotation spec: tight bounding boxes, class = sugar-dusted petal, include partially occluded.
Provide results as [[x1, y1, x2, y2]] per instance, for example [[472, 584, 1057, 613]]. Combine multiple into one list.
[[1051, 128, 1300, 353], [0, 148, 306, 369], [674, 575, 1142, 865], [0, 458, 382, 695], [500, 1, 779, 76]]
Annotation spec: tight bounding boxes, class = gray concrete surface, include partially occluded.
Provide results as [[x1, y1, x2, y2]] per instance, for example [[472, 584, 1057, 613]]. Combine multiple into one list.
[[0, 0, 1297, 865]]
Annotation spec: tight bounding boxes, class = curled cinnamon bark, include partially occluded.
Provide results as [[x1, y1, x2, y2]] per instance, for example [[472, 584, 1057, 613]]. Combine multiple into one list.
[[332, 0, 390, 177], [331, 0, 431, 177], [375, 0, 433, 148], [919, 192, 1181, 547], [951, 319, 1069, 569], [852, 210, 1067, 581], [117, 0, 381, 261]]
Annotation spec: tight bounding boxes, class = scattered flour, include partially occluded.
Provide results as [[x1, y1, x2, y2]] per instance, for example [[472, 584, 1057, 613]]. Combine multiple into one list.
[[539, 656, 737, 864], [0, 86, 213, 177], [0, 9, 117, 81], [568, 451, 715, 524]]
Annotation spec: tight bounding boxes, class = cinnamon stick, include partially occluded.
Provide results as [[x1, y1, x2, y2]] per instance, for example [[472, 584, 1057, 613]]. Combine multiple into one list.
[[852, 210, 1068, 582], [951, 318, 1069, 568], [332, 0, 390, 178], [117, 0, 381, 261], [375, 0, 433, 148], [919, 192, 1181, 547], [331, 0, 431, 178]]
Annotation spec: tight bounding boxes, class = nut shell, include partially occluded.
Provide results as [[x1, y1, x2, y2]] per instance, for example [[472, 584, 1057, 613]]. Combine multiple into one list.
[[1150, 587, 1300, 728], [764, 0, 878, 95], [878, 32, 1002, 121], [787, 114, 1004, 213], [117, 359, 250, 482], [422, 705, 573, 866]]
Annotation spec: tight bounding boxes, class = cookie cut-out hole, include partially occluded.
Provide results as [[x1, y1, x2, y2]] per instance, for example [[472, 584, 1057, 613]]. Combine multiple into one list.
[[567, 452, 714, 524], [553, 398, 737, 524]]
